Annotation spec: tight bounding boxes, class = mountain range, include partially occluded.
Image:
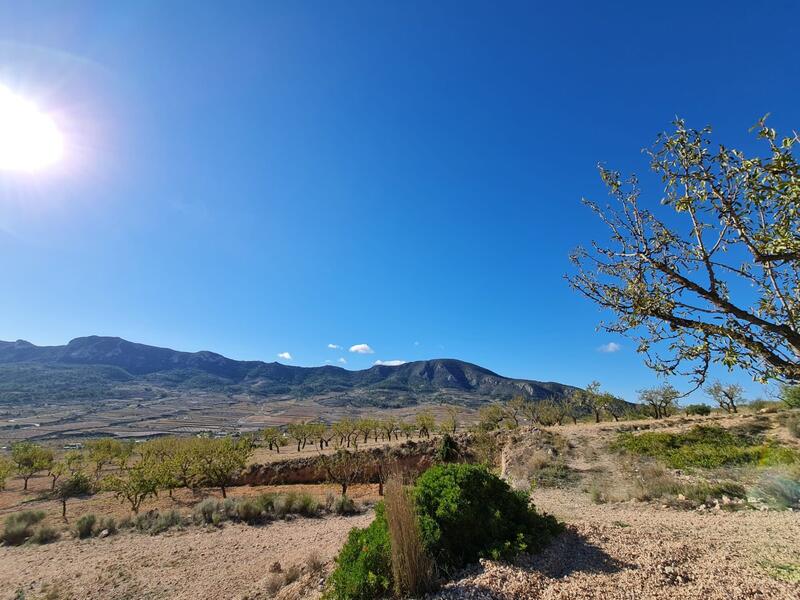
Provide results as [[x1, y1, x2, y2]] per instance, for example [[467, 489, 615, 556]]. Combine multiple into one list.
[[0, 336, 576, 407]]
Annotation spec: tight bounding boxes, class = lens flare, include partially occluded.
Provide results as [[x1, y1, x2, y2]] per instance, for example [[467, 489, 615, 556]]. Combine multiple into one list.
[[0, 84, 64, 172]]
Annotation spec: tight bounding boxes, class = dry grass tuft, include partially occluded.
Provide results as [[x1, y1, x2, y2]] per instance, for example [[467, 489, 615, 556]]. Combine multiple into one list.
[[384, 475, 435, 597]]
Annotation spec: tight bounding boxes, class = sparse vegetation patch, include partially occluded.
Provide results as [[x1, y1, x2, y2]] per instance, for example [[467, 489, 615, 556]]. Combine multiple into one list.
[[614, 425, 799, 469]]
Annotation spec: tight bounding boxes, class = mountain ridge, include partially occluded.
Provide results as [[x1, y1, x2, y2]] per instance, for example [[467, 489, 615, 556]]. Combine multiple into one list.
[[0, 336, 577, 406]]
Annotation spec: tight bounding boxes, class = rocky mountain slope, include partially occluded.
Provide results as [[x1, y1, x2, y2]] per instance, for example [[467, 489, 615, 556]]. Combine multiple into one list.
[[0, 336, 575, 406]]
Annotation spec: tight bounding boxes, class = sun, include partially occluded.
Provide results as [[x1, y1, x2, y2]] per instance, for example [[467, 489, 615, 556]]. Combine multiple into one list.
[[0, 84, 64, 172]]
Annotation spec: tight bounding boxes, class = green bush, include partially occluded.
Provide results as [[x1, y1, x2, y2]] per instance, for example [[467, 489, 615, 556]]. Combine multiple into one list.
[[614, 425, 800, 469], [685, 404, 711, 416], [296, 493, 319, 516], [333, 495, 357, 515], [325, 503, 392, 600], [6, 510, 45, 528], [414, 464, 561, 570], [751, 473, 800, 509], [134, 509, 182, 534], [30, 525, 60, 545], [437, 434, 460, 462], [1, 511, 45, 546], [682, 481, 746, 504], [193, 498, 219, 524], [75, 514, 97, 539], [235, 499, 264, 524], [2, 521, 33, 546], [96, 516, 118, 536]]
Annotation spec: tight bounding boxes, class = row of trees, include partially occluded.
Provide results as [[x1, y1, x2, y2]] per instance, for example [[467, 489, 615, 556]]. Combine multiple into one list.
[[260, 411, 451, 454], [0, 436, 254, 517]]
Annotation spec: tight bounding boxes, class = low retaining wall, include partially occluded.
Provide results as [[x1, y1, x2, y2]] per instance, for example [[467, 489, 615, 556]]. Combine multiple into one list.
[[236, 437, 468, 486]]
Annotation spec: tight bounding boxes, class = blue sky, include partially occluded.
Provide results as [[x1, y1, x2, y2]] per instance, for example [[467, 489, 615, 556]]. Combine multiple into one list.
[[0, 1, 798, 403]]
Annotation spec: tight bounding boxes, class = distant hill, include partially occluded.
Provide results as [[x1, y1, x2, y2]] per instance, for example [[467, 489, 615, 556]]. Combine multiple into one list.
[[0, 336, 577, 407]]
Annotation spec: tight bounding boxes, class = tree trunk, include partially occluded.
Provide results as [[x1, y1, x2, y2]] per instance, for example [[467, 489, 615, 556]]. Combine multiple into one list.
[[221, 485, 227, 498], [341, 483, 347, 497], [23, 476, 29, 491], [62, 499, 67, 521]]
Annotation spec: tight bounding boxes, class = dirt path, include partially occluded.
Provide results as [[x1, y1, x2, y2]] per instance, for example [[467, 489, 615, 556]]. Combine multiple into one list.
[[0, 512, 372, 600]]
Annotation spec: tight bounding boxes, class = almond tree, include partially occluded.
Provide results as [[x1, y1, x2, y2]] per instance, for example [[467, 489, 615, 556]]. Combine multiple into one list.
[[0, 457, 13, 490], [54, 472, 91, 521], [193, 437, 252, 498], [287, 422, 310, 452], [11, 442, 53, 491], [415, 412, 435, 439], [639, 384, 680, 419], [104, 465, 158, 514], [262, 427, 284, 453], [318, 449, 367, 498], [569, 118, 800, 390], [705, 381, 743, 413]]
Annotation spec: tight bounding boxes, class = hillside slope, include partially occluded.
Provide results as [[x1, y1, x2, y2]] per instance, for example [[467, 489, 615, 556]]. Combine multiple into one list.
[[0, 336, 576, 406]]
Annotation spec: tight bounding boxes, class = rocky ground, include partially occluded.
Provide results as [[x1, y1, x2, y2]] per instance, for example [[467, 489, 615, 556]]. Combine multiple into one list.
[[432, 488, 799, 600], [0, 512, 373, 600]]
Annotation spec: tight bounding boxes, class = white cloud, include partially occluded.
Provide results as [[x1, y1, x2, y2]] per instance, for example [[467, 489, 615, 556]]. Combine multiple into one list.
[[277, 351, 292, 360], [349, 343, 374, 354], [338, 357, 347, 364], [374, 359, 406, 366], [413, 341, 420, 346], [597, 342, 622, 353], [327, 343, 341, 349]]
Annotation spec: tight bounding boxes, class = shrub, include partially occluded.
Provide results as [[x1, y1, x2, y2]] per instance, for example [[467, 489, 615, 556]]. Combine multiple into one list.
[[134, 509, 182, 534], [256, 493, 277, 513], [7, 510, 45, 528], [437, 434, 460, 462], [296, 493, 319, 517], [785, 415, 800, 439], [235, 499, 264, 525], [750, 473, 800, 509], [75, 514, 97, 539], [530, 462, 579, 489], [414, 464, 561, 570], [614, 425, 800, 469], [221, 498, 237, 520], [384, 477, 434, 597], [325, 504, 392, 600], [333, 495, 357, 515], [1, 511, 45, 546], [95, 516, 118, 536], [283, 564, 301, 584], [265, 573, 283, 595], [30, 525, 60, 545], [685, 404, 711, 416], [780, 385, 800, 409], [682, 481, 746, 504], [305, 552, 324, 574], [193, 498, 219, 524], [2, 521, 33, 546], [632, 463, 684, 500]]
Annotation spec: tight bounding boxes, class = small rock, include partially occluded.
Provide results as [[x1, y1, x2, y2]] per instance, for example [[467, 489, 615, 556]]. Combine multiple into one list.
[[269, 561, 282, 573], [98, 529, 109, 539]]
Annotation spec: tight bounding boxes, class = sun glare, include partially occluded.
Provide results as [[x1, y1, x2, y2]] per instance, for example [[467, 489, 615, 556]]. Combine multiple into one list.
[[0, 84, 64, 172]]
